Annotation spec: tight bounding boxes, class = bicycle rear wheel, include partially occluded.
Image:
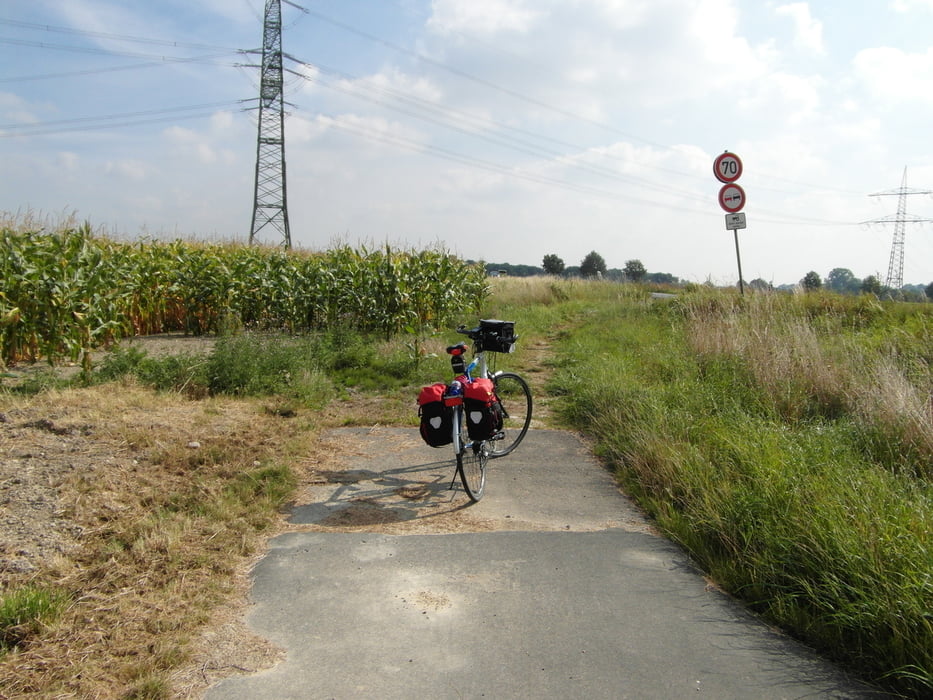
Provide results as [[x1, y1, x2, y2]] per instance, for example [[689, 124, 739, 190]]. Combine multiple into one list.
[[457, 439, 488, 501], [490, 371, 532, 457]]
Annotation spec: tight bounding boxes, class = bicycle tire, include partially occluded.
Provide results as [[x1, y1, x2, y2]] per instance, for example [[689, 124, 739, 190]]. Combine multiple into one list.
[[457, 438, 488, 501], [490, 371, 532, 457]]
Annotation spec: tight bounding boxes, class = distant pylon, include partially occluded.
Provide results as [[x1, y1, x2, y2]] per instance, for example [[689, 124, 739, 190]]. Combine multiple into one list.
[[249, 0, 291, 248], [863, 167, 933, 289]]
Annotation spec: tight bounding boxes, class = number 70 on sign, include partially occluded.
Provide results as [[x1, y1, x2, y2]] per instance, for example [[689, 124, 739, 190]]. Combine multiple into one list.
[[713, 152, 743, 183]]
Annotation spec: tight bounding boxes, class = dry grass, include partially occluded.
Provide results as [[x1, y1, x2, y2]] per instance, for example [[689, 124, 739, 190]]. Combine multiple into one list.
[[849, 356, 933, 473], [689, 310, 850, 419], [685, 292, 933, 476], [0, 381, 320, 698]]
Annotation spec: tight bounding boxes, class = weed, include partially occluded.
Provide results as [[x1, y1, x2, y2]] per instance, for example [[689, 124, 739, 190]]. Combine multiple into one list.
[[0, 586, 69, 653]]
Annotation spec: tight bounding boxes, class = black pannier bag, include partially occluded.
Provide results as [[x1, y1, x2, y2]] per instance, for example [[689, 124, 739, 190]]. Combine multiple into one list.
[[478, 319, 516, 353], [463, 377, 503, 441], [418, 383, 453, 447]]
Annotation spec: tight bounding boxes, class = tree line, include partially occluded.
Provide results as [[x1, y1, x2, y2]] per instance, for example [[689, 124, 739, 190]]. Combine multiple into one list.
[[481, 251, 679, 284], [482, 253, 933, 302], [788, 268, 933, 302]]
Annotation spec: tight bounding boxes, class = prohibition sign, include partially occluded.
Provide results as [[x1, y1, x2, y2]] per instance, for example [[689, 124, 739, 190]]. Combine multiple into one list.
[[718, 183, 746, 213], [713, 152, 743, 183]]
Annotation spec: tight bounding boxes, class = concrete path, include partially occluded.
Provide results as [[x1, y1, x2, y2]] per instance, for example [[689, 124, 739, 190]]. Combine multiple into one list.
[[207, 428, 887, 699]]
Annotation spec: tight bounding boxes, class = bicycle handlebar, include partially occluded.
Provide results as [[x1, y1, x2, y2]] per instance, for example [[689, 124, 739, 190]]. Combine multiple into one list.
[[456, 324, 483, 340]]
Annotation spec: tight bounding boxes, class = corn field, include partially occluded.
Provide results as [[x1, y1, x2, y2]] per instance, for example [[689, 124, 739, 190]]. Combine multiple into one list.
[[0, 225, 488, 369]]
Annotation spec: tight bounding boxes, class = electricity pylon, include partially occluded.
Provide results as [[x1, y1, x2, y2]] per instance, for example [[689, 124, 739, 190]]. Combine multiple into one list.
[[863, 167, 933, 289], [249, 0, 291, 248]]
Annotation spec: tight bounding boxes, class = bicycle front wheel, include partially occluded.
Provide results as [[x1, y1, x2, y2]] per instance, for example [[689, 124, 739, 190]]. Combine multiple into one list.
[[491, 371, 532, 457], [457, 440, 488, 501]]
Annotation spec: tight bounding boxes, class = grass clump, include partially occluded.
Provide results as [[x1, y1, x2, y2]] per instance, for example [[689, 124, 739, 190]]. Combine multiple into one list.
[[0, 586, 69, 653]]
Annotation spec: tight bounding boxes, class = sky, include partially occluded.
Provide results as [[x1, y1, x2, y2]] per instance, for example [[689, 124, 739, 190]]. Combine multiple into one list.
[[3, 0, 933, 287]]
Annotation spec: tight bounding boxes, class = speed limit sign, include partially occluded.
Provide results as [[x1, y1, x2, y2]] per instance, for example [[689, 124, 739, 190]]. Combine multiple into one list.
[[713, 152, 743, 183]]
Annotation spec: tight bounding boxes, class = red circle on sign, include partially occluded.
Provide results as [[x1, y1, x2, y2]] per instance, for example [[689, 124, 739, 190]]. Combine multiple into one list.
[[718, 183, 746, 213], [713, 152, 743, 183]]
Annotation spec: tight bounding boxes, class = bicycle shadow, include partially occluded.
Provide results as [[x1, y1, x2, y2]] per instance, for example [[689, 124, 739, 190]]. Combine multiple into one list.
[[289, 456, 473, 528]]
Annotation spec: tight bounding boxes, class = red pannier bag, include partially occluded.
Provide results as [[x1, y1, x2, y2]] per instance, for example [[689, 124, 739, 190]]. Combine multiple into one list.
[[418, 383, 452, 447], [463, 377, 503, 441]]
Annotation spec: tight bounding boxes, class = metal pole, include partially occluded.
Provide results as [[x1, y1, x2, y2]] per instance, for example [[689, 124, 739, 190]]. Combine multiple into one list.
[[734, 229, 745, 295]]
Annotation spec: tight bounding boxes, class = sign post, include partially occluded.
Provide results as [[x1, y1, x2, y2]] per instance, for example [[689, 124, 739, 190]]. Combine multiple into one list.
[[714, 151, 747, 294]]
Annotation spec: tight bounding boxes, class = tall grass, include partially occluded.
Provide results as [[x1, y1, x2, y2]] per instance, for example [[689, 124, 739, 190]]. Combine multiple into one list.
[[550, 285, 933, 696]]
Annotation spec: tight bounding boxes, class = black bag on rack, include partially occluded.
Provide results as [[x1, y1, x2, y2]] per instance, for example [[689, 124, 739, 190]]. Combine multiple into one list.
[[463, 378, 503, 440], [418, 383, 452, 447]]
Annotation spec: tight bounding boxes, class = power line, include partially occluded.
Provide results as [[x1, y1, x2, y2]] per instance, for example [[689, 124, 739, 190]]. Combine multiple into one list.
[[302, 8, 870, 198], [316, 113, 740, 217], [0, 17, 244, 53], [283, 60, 710, 206], [0, 36, 242, 63], [302, 8, 662, 149], [282, 56, 857, 226], [0, 60, 187, 83], [0, 100, 253, 138]]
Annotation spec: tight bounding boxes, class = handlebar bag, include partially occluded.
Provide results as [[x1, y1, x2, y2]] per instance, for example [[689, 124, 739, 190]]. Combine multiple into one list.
[[418, 383, 453, 447], [463, 378, 503, 440]]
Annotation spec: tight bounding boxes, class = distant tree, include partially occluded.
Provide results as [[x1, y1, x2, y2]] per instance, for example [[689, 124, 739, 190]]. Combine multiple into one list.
[[580, 251, 607, 279], [483, 262, 543, 277], [861, 275, 882, 295], [542, 254, 565, 276], [801, 271, 822, 291], [826, 267, 860, 294], [604, 268, 624, 282], [622, 259, 647, 282], [749, 278, 772, 291], [646, 272, 679, 285]]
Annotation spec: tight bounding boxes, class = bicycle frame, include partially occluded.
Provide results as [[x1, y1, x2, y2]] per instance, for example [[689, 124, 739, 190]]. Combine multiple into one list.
[[445, 354, 481, 457]]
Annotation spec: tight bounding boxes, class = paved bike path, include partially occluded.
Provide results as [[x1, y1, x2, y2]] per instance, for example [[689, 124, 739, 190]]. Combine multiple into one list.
[[207, 428, 887, 699]]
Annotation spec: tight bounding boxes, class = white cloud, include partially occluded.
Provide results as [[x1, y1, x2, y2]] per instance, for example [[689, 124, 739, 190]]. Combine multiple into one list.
[[853, 46, 933, 104], [362, 69, 444, 104], [288, 113, 428, 157], [428, 0, 542, 35], [197, 143, 216, 164], [0, 92, 40, 125], [57, 152, 80, 171], [104, 159, 148, 181], [210, 111, 234, 131], [422, 0, 767, 118], [891, 0, 933, 11], [775, 3, 825, 54], [738, 71, 823, 124], [164, 125, 198, 143]]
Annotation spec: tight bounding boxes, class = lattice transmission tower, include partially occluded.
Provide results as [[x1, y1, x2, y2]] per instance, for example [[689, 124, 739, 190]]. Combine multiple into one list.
[[863, 167, 933, 289], [249, 0, 291, 247]]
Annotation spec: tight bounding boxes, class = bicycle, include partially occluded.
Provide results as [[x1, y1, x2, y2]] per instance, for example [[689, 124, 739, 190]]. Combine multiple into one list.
[[419, 319, 532, 502]]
